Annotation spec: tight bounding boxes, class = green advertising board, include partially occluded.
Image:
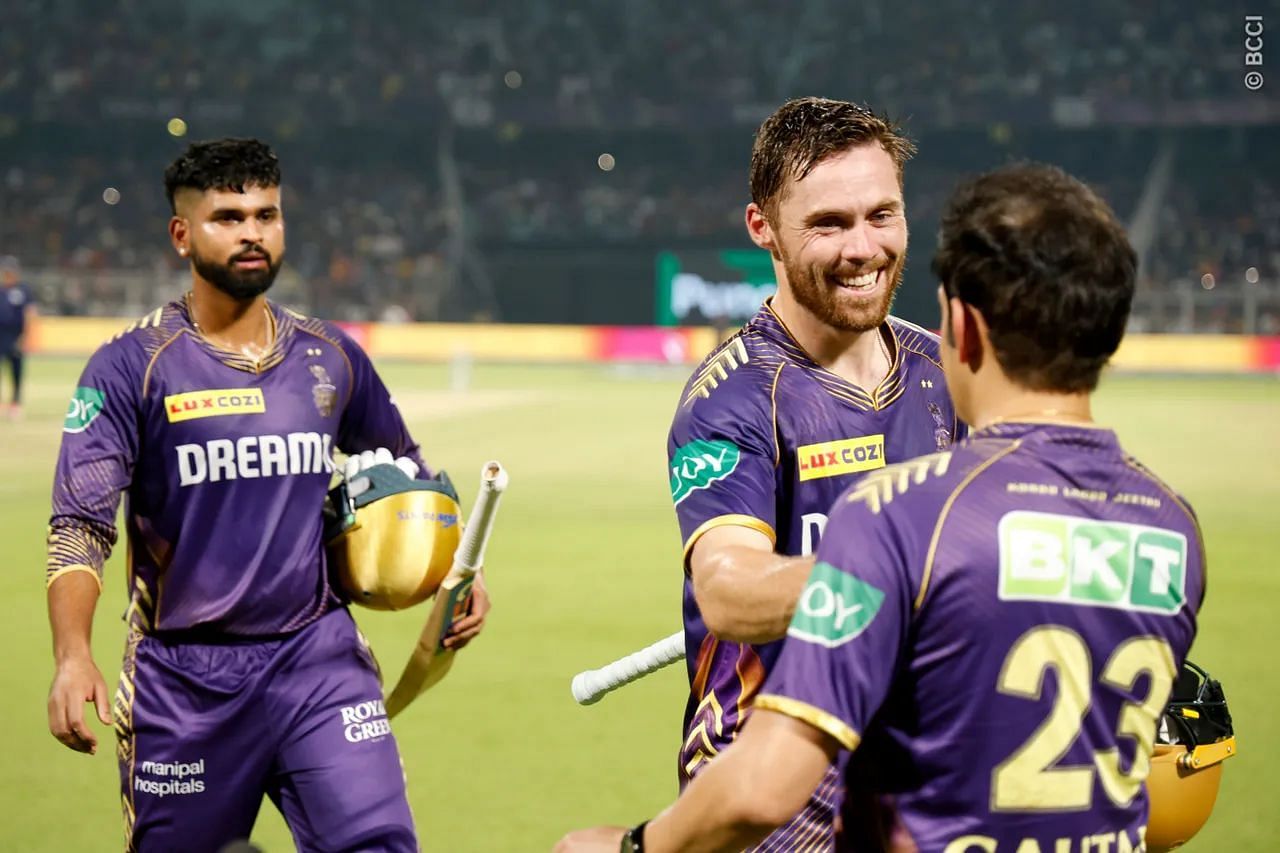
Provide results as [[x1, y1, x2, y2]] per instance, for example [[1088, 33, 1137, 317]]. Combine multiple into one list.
[[655, 249, 777, 326]]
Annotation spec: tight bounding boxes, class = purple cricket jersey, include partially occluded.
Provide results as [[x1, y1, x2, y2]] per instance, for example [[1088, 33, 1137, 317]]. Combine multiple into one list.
[[47, 298, 429, 636], [757, 422, 1205, 853], [669, 301, 961, 848]]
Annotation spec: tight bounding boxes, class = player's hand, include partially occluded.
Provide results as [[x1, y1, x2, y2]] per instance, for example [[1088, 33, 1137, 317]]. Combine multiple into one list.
[[443, 570, 490, 650], [344, 447, 419, 498], [47, 655, 112, 755], [553, 827, 626, 852]]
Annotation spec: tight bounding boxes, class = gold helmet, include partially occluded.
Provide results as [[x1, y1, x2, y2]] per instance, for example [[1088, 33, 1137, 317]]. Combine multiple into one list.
[[324, 464, 461, 611], [1146, 660, 1236, 853]]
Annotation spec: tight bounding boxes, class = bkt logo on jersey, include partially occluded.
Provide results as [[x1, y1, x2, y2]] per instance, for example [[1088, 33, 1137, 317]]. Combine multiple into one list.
[[175, 432, 335, 486], [164, 388, 266, 423], [796, 434, 885, 482], [998, 511, 1188, 615]]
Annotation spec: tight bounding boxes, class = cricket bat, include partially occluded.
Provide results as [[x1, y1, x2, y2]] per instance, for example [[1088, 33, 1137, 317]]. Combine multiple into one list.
[[571, 631, 686, 705], [385, 460, 508, 719]]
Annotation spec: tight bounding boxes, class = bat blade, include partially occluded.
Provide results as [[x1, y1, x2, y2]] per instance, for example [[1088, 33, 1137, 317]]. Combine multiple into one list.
[[385, 461, 507, 719]]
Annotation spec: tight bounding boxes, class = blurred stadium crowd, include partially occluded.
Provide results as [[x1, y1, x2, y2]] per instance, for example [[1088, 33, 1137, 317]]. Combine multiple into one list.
[[2, 0, 1276, 330]]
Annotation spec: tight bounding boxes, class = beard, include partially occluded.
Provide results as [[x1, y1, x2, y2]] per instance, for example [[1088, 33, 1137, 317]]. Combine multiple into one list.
[[780, 245, 906, 333], [190, 242, 283, 300]]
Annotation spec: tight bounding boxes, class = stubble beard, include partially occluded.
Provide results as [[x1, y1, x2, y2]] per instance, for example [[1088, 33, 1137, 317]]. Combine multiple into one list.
[[779, 245, 906, 333]]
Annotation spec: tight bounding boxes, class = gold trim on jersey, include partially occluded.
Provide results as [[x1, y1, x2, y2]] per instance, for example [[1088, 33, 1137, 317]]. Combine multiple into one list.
[[684, 337, 751, 404], [754, 694, 860, 751], [974, 417, 1112, 433], [915, 441, 1022, 611], [845, 451, 954, 515], [44, 564, 102, 591], [116, 629, 142, 849], [682, 514, 776, 567], [181, 295, 289, 375], [111, 307, 165, 343], [1123, 457, 1209, 582], [762, 302, 906, 411], [894, 317, 945, 371], [768, 362, 785, 466], [682, 689, 726, 777], [141, 328, 189, 397]]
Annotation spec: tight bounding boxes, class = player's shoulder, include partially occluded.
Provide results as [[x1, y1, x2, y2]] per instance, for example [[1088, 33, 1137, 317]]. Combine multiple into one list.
[[1119, 448, 1203, 530], [284, 306, 358, 351], [674, 327, 781, 427], [88, 301, 187, 372], [887, 316, 943, 369], [837, 433, 1022, 521]]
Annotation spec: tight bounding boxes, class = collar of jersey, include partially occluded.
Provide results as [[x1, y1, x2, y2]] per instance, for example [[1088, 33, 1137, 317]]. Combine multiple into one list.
[[749, 300, 906, 411], [179, 295, 295, 375]]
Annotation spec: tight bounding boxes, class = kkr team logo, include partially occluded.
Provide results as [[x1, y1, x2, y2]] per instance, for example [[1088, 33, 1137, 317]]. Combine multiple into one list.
[[669, 439, 740, 505], [64, 386, 105, 433], [927, 402, 952, 450], [310, 365, 336, 417], [164, 388, 266, 423], [796, 434, 885, 482], [788, 561, 885, 648], [998, 511, 1188, 615]]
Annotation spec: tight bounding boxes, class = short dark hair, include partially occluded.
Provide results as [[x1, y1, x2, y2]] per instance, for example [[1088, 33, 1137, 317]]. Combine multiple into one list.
[[164, 138, 281, 213], [749, 97, 916, 217], [931, 163, 1137, 393]]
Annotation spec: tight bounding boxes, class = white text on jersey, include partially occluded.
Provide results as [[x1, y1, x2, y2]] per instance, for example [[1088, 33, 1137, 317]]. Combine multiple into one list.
[[176, 432, 335, 486]]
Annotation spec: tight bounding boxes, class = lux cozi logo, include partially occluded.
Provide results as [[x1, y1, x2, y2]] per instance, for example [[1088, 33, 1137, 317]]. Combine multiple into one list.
[[796, 434, 886, 482], [165, 388, 266, 423]]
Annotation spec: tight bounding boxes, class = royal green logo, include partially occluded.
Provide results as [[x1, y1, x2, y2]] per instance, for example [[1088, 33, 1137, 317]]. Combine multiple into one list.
[[788, 561, 885, 648], [670, 439, 741, 505], [64, 386, 106, 434], [998, 511, 1187, 615]]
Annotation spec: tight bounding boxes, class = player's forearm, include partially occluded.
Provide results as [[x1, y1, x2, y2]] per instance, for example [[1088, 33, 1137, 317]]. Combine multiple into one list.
[[644, 714, 826, 853], [643, 753, 781, 853], [47, 571, 101, 663], [694, 547, 815, 644]]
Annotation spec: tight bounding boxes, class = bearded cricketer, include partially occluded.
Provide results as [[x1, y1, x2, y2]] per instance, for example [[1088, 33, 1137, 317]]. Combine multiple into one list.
[[559, 165, 1205, 852], [666, 98, 961, 849], [45, 138, 490, 852]]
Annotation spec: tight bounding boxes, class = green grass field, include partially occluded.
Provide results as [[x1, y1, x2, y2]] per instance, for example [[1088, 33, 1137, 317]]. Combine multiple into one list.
[[1, 358, 1276, 851]]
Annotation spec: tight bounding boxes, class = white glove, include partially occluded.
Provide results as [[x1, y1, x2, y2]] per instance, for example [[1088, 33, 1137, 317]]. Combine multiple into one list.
[[344, 447, 420, 499]]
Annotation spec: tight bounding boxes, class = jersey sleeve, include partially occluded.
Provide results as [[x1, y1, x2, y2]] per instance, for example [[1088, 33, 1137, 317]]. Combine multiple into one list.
[[755, 492, 915, 750], [668, 389, 777, 566], [335, 331, 432, 478], [46, 342, 142, 588]]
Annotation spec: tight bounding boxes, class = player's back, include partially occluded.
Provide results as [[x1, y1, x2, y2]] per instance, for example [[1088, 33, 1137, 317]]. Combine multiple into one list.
[[770, 421, 1203, 852]]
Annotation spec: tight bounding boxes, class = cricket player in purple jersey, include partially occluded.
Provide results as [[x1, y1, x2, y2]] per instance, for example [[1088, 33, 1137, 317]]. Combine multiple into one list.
[[45, 139, 490, 852], [560, 165, 1206, 853], [666, 98, 960, 851]]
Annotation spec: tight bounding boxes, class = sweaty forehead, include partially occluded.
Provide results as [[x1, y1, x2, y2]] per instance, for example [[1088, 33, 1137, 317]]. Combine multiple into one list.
[[174, 184, 282, 217], [780, 144, 902, 215]]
